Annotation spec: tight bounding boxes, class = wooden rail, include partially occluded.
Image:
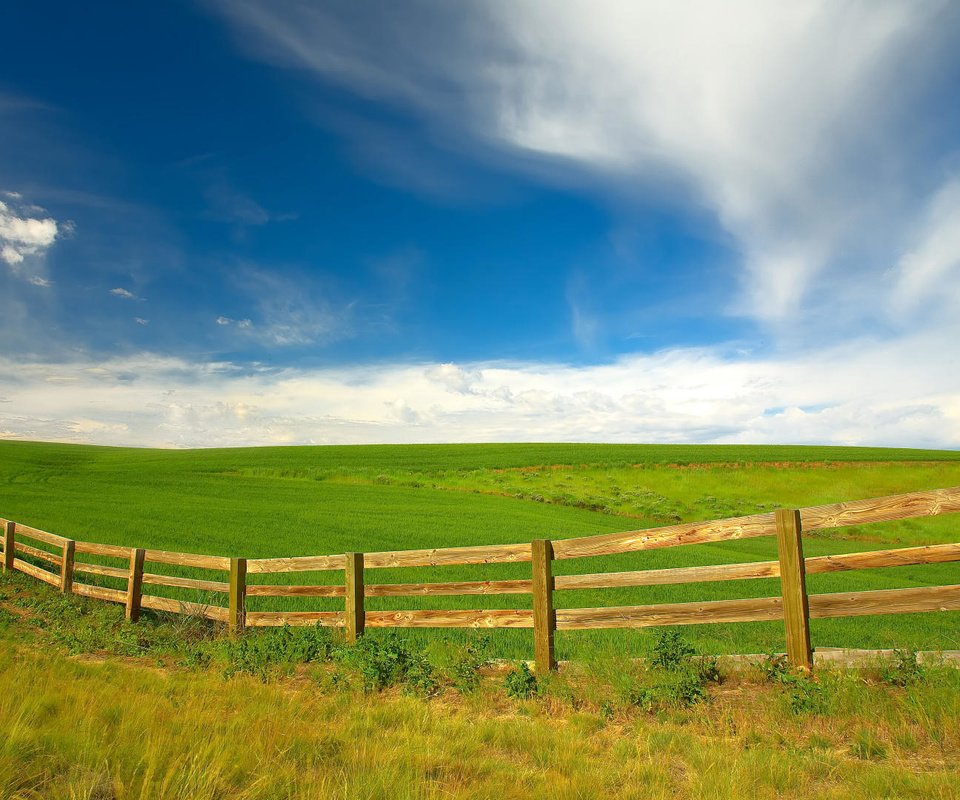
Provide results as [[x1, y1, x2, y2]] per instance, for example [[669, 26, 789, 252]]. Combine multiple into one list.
[[2, 486, 959, 672]]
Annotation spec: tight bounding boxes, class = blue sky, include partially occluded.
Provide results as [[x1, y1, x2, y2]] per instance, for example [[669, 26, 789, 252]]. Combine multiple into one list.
[[2, 1, 960, 448]]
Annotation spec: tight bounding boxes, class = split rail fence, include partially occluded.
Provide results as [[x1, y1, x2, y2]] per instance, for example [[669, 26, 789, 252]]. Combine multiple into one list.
[[3, 487, 960, 671]]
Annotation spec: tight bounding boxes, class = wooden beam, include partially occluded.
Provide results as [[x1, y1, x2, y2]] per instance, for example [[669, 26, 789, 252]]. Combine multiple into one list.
[[555, 596, 784, 629], [775, 509, 813, 671], [229, 558, 247, 636], [344, 552, 365, 643], [60, 539, 75, 594], [3, 521, 14, 572], [125, 548, 146, 622], [365, 609, 534, 629], [531, 539, 556, 672], [365, 578, 532, 597]]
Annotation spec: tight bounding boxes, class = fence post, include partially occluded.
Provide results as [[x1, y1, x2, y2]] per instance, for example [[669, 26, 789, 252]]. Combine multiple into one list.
[[2, 521, 13, 572], [125, 548, 146, 622], [229, 557, 247, 636], [532, 539, 557, 672], [344, 552, 365, 643], [60, 539, 75, 594], [775, 509, 813, 671]]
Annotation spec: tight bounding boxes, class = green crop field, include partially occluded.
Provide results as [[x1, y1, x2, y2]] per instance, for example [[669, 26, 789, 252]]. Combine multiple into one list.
[[2, 440, 959, 659]]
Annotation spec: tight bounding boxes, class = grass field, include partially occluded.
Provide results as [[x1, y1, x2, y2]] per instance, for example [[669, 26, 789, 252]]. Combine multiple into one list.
[[2, 440, 960, 799], [1, 440, 959, 658], [1, 571, 959, 800]]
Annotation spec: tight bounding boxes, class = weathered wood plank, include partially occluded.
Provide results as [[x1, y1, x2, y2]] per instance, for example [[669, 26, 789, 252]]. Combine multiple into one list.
[[125, 548, 146, 622], [229, 558, 247, 635], [73, 562, 129, 580], [801, 486, 960, 531], [806, 543, 960, 574], [532, 540, 556, 672], [61, 539, 75, 594], [246, 583, 345, 598], [14, 541, 62, 566], [73, 582, 127, 604], [556, 596, 785, 629], [344, 552, 364, 643], [363, 542, 532, 569], [551, 513, 777, 561], [775, 509, 812, 671], [74, 541, 133, 559], [808, 584, 960, 619], [555, 561, 780, 591], [140, 594, 229, 622], [143, 549, 230, 571], [245, 611, 344, 627], [553, 542, 960, 591], [246, 554, 345, 574], [13, 524, 68, 546], [12, 557, 61, 587], [365, 579, 532, 597], [365, 609, 535, 629], [141, 573, 230, 593]]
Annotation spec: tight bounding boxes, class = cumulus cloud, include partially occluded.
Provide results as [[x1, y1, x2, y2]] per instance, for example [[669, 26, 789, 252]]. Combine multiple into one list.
[[0, 195, 60, 272], [0, 334, 956, 448], [109, 287, 137, 299]]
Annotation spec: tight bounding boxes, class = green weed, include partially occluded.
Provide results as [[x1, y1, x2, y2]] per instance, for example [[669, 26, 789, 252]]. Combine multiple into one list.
[[880, 649, 926, 687], [504, 662, 539, 699]]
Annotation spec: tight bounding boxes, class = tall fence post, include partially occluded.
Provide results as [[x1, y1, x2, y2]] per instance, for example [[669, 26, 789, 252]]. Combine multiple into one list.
[[229, 557, 247, 636], [532, 539, 557, 672], [775, 509, 813, 671], [125, 548, 146, 622], [344, 552, 365, 643], [60, 539, 75, 594], [2, 521, 13, 572]]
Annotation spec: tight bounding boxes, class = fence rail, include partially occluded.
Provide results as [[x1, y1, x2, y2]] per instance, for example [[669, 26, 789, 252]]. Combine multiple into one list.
[[3, 486, 960, 671]]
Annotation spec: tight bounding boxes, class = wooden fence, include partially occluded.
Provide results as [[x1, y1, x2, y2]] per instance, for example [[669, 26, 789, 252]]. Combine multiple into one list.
[[3, 487, 960, 672]]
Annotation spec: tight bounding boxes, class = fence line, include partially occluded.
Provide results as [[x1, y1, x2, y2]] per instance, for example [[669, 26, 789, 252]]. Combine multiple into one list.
[[2, 486, 960, 672]]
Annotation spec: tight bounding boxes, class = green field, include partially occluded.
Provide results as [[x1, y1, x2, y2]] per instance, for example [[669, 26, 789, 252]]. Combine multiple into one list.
[[2, 440, 960, 658]]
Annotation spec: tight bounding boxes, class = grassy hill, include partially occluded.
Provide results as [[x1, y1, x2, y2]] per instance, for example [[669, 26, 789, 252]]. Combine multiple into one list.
[[2, 440, 959, 657]]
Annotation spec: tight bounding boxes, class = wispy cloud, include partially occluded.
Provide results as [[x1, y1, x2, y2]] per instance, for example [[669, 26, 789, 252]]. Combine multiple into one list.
[[209, 1, 960, 334], [0, 332, 956, 448], [217, 268, 355, 348], [109, 287, 138, 299]]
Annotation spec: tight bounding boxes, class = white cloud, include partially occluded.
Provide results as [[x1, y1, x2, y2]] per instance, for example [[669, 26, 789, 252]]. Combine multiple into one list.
[[0, 195, 60, 270], [109, 287, 137, 299], [892, 176, 960, 318], [27, 276, 51, 288], [0, 333, 956, 448], [135, 317, 149, 326]]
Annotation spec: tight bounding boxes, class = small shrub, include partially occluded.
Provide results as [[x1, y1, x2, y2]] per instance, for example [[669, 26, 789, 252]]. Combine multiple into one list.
[[447, 642, 489, 694], [335, 633, 422, 692], [780, 673, 826, 715], [403, 654, 439, 698], [755, 652, 790, 683], [881, 649, 925, 687], [504, 662, 539, 699], [222, 624, 336, 681], [629, 666, 710, 711], [628, 630, 721, 712], [650, 629, 696, 672]]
